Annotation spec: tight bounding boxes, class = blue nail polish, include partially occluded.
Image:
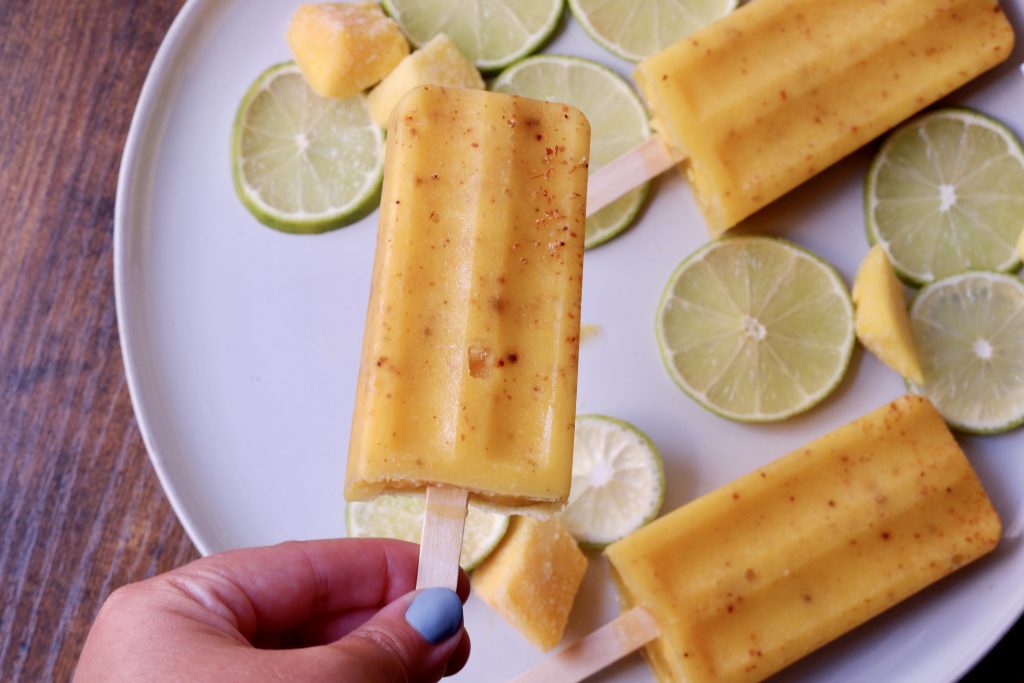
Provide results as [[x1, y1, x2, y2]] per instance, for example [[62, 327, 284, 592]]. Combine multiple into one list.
[[405, 588, 463, 644]]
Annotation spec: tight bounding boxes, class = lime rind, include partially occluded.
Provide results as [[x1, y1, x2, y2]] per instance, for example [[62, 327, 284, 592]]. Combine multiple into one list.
[[231, 62, 385, 235], [655, 236, 855, 423], [345, 494, 510, 571], [568, 0, 739, 62], [381, 0, 565, 72], [490, 54, 651, 248], [585, 183, 650, 249], [907, 270, 1024, 435], [865, 107, 1024, 286], [562, 415, 665, 549]]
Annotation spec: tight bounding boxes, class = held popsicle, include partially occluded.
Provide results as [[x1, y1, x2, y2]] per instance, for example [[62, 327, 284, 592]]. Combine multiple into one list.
[[514, 395, 1002, 682], [345, 86, 590, 588], [587, 0, 1015, 233]]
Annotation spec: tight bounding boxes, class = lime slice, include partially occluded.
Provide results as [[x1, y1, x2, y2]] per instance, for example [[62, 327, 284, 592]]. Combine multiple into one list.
[[561, 415, 664, 548], [656, 236, 855, 422], [866, 108, 1024, 285], [568, 0, 738, 62], [491, 55, 650, 248], [908, 271, 1024, 434], [231, 62, 385, 234], [346, 494, 510, 571], [381, 0, 563, 71]]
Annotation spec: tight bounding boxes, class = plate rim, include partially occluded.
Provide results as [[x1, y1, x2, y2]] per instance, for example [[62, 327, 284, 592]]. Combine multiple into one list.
[[114, 0, 217, 557]]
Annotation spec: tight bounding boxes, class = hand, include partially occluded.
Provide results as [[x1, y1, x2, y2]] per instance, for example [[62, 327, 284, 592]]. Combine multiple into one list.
[[74, 538, 470, 683]]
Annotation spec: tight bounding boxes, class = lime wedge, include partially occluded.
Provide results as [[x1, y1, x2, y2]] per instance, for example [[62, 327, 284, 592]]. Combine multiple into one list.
[[866, 108, 1024, 285], [491, 55, 650, 248], [909, 271, 1024, 434], [568, 0, 738, 62], [346, 494, 510, 571], [381, 0, 563, 71], [231, 62, 384, 235], [560, 415, 664, 548], [656, 236, 855, 422]]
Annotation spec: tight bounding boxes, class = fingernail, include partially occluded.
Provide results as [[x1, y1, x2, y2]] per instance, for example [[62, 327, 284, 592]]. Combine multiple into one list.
[[405, 587, 463, 644]]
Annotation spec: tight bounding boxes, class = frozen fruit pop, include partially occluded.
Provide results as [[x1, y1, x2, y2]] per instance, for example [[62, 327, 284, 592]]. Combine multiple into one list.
[[514, 395, 1001, 683], [587, 0, 1014, 234], [345, 85, 590, 587]]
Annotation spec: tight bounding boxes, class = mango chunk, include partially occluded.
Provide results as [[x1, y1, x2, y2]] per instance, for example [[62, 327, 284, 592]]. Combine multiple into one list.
[[287, 3, 409, 99], [473, 516, 588, 651], [851, 245, 924, 384], [367, 34, 484, 128]]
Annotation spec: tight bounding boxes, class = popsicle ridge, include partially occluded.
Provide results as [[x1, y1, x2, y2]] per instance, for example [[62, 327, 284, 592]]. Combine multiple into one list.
[[346, 86, 590, 510]]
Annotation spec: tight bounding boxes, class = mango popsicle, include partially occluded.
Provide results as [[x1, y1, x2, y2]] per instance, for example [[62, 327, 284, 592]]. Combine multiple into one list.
[[346, 86, 590, 512], [515, 396, 1001, 682], [587, 0, 1015, 234]]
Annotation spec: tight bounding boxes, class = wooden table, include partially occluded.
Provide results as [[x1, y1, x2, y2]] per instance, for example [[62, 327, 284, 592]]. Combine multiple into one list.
[[0, 1, 1020, 681]]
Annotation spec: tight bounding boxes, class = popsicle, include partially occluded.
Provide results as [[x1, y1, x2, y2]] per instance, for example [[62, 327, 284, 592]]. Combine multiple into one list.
[[514, 395, 1002, 682], [587, 0, 1015, 234], [345, 85, 590, 588]]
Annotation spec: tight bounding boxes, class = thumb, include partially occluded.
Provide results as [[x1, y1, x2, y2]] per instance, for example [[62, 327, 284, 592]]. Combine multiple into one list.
[[326, 588, 469, 683]]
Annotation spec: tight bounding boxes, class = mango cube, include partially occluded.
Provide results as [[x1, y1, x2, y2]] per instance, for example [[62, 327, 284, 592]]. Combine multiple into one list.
[[851, 245, 924, 384], [286, 3, 409, 99], [367, 34, 484, 128], [473, 516, 588, 651]]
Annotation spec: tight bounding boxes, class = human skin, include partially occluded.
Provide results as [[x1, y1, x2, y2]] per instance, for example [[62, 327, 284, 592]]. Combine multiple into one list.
[[74, 538, 470, 683]]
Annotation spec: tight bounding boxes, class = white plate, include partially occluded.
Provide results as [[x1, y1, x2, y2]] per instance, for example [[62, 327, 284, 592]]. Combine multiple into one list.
[[115, 1, 1024, 681]]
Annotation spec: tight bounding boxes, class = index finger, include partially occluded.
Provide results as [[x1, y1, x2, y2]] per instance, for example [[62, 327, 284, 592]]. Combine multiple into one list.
[[156, 538, 469, 640]]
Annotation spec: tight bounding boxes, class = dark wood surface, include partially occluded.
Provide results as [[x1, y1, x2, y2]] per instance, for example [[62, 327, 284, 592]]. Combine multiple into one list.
[[0, 1, 1020, 681]]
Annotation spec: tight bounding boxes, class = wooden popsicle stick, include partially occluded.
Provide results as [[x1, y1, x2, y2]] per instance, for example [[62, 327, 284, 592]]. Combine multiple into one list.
[[510, 606, 660, 683], [416, 485, 470, 590], [586, 136, 686, 217]]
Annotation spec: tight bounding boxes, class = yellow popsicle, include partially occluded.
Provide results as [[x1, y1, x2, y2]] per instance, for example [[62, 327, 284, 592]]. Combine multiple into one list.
[[346, 86, 590, 511], [604, 395, 1001, 683], [597, 0, 1015, 233]]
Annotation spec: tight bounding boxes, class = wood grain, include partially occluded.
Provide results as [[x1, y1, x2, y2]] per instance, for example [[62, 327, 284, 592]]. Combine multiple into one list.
[[0, 2, 194, 681], [0, 0, 1018, 681], [416, 486, 469, 590], [511, 607, 660, 683]]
